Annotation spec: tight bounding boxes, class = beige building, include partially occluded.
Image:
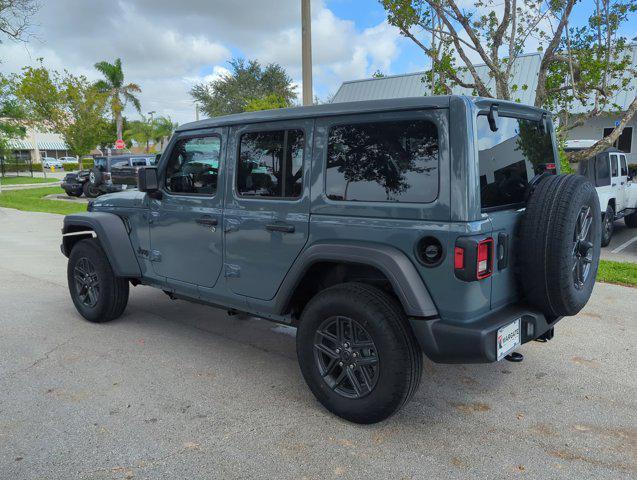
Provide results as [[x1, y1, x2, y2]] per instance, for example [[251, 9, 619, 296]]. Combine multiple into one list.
[[6, 127, 70, 163]]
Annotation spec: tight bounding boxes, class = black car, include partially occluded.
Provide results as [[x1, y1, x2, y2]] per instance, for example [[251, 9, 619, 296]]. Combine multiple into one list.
[[61, 155, 156, 198]]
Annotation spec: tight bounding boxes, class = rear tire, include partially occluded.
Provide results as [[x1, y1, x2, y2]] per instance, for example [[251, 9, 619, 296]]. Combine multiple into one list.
[[82, 181, 100, 198], [296, 282, 422, 424], [601, 204, 614, 247], [67, 238, 129, 323], [519, 174, 600, 318], [625, 212, 637, 228]]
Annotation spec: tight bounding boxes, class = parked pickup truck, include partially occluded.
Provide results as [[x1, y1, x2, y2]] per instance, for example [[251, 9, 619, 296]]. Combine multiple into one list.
[[61, 97, 601, 423], [578, 148, 637, 245], [62, 155, 157, 198]]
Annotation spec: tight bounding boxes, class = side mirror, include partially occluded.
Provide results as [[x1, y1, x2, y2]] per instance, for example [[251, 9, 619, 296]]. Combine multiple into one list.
[[138, 166, 159, 194]]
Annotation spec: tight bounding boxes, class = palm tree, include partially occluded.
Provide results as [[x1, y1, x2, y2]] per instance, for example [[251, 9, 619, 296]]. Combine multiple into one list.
[[94, 58, 141, 142], [125, 116, 155, 153], [152, 116, 177, 152]]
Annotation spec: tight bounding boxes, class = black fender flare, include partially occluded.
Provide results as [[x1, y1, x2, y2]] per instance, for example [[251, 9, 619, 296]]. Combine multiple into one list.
[[61, 212, 141, 278], [275, 242, 439, 318]]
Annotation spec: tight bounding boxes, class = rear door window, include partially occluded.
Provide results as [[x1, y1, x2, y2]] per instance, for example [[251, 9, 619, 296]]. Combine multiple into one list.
[[610, 154, 619, 177], [325, 119, 439, 203], [477, 115, 555, 210], [595, 155, 611, 186]]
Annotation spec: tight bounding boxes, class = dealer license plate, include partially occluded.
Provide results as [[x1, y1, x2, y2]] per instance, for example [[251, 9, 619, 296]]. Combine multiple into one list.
[[496, 319, 521, 361], [120, 184, 127, 190]]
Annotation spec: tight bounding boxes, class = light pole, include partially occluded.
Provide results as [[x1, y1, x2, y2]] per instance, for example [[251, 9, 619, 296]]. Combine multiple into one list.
[[147, 110, 156, 122], [301, 0, 313, 106]]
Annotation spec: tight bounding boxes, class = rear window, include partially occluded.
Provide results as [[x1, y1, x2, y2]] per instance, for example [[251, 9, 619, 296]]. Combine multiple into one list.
[[478, 115, 555, 210], [326, 119, 439, 203]]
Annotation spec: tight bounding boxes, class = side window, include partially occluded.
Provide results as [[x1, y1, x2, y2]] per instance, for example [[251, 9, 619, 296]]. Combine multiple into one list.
[[326, 119, 439, 203], [595, 155, 611, 186], [165, 136, 221, 195], [611, 155, 619, 177], [237, 129, 304, 198], [620, 155, 628, 176]]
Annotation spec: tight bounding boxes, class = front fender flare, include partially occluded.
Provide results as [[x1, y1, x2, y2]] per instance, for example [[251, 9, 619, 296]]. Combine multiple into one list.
[[276, 242, 439, 318], [62, 212, 141, 278]]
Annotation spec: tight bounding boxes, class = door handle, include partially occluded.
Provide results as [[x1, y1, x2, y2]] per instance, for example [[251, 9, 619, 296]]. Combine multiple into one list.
[[265, 223, 295, 233], [196, 217, 218, 227], [612, 183, 617, 187]]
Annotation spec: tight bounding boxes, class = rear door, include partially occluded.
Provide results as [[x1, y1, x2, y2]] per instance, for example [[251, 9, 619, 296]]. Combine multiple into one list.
[[223, 120, 312, 300], [476, 112, 558, 309]]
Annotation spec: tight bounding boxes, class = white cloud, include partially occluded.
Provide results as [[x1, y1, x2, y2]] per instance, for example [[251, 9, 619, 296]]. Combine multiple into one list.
[[1, 0, 403, 121]]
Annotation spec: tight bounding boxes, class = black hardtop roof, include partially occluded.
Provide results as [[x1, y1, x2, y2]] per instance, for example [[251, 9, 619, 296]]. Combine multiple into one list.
[[177, 95, 548, 132]]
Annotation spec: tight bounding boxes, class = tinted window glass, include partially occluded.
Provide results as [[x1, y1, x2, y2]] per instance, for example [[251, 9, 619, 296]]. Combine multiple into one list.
[[611, 155, 619, 177], [94, 157, 107, 169], [165, 136, 220, 195], [603, 127, 633, 153], [326, 119, 439, 203], [237, 129, 304, 198], [621, 156, 628, 176], [595, 155, 611, 186], [478, 115, 555, 210]]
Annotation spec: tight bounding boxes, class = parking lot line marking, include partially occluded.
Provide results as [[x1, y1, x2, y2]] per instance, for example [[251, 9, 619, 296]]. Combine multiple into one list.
[[611, 235, 637, 254]]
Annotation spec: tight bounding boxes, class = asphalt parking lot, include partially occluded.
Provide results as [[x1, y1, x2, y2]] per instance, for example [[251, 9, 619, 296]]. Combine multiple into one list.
[[0, 207, 635, 480], [602, 220, 637, 263]]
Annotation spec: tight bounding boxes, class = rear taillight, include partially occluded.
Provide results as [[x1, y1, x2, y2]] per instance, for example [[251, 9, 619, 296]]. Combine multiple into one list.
[[454, 236, 494, 282], [476, 238, 494, 279]]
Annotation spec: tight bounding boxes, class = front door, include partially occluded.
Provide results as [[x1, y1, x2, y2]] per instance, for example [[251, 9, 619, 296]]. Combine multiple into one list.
[[223, 120, 312, 300], [610, 153, 622, 212], [617, 153, 629, 212], [149, 129, 225, 288]]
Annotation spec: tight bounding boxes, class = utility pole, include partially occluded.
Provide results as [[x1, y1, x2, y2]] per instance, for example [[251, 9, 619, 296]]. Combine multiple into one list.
[[301, 0, 313, 106]]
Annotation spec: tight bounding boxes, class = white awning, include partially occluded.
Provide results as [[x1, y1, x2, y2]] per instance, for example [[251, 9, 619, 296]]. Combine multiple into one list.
[[6, 138, 34, 150], [37, 140, 68, 150]]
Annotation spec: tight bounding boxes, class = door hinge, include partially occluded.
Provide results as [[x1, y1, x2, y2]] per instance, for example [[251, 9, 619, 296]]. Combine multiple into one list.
[[224, 264, 241, 278]]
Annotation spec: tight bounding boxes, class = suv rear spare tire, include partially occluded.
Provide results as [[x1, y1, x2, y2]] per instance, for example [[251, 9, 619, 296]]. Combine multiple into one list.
[[519, 174, 600, 318]]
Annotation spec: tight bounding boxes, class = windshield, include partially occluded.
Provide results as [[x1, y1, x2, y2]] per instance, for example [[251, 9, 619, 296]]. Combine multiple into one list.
[[477, 114, 555, 211]]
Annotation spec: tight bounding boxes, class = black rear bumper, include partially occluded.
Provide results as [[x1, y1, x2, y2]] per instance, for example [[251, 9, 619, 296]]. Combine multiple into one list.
[[410, 305, 561, 364]]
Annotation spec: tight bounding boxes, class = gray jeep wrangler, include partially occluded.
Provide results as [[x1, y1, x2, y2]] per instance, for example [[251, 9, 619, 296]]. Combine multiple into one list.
[[61, 96, 600, 424]]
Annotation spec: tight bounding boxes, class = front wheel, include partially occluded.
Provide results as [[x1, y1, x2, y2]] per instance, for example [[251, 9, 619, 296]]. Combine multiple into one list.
[[601, 204, 614, 247], [67, 239, 129, 323], [296, 283, 422, 424]]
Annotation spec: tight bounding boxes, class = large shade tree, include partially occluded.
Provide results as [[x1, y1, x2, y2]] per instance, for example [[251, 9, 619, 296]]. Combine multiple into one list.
[[190, 59, 297, 117], [381, 0, 637, 162], [0, 0, 39, 44], [94, 58, 141, 142]]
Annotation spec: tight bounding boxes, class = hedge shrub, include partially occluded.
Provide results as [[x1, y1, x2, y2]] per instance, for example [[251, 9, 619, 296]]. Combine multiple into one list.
[[0, 163, 43, 173], [61, 162, 80, 171]]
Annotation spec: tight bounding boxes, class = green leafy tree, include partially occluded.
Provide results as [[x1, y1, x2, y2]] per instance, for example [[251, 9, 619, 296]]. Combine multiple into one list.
[[15, 64, 109, 156], [244, 93, 290, 112], [94, 58, 142, 141], [381, 0, 637, 162], [0, 74, 27, 164], [190, 59, 297, 117]]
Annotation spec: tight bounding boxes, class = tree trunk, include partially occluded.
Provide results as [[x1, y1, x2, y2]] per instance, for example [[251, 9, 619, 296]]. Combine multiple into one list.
[[116, 114, 123, 141]]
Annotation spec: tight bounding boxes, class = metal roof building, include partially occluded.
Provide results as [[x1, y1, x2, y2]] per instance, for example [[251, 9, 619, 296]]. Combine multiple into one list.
[[333, 52, 542, 105]]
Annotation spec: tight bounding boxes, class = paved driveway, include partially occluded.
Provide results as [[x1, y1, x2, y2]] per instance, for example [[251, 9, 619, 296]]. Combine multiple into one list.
[[0, 207, 635, 480], [602, 220, 637, 263]]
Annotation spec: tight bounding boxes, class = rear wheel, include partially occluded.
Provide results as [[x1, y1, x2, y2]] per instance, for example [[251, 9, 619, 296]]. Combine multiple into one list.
[[601, 204, 614, 247], [625, 212, 637, 228], [82, 181, 100, 198], [519, 174, 601, 317], [67, 239, 129, 323], [296, 282, 422, 424]]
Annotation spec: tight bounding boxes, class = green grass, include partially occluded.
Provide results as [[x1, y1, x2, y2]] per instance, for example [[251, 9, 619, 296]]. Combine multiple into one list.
[[0, 176, 58, 185], [0, 186, 87, 215], [597, 260, 637, 287]]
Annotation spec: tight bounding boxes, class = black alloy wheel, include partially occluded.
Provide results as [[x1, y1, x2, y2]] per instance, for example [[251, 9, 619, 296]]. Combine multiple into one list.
[[314, 315, 379, 399], [572, 206, 594, 290], [73, 257, 100, 307]]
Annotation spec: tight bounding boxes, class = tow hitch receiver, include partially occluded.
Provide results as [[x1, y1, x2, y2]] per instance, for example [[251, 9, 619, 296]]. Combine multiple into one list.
[[535, 327, 555, 343]]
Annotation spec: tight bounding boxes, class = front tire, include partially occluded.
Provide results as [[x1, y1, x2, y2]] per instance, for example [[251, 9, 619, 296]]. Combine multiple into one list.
[[67, 239, 129, 323], [296, 283, 422, 424], [601, 204, 614, 247]]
